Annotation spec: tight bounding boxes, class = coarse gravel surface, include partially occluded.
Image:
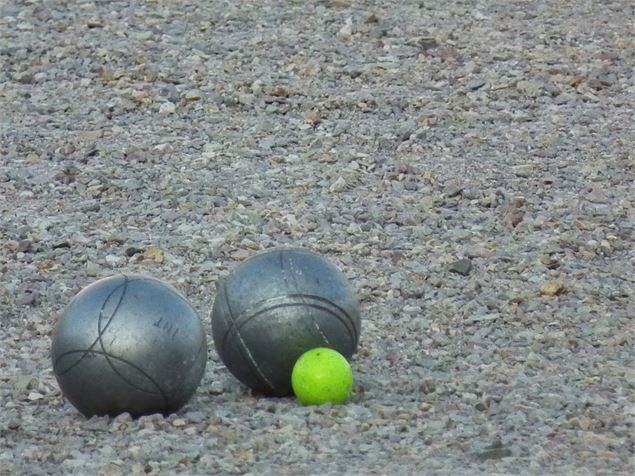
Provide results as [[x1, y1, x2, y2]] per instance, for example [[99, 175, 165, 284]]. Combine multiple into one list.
[[1, 0, 634, 475]]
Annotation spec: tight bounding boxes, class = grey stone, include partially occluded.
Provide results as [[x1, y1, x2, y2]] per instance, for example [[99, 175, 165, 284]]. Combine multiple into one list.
[[466, 79, 487, 91], [449, 259, 472, 276]]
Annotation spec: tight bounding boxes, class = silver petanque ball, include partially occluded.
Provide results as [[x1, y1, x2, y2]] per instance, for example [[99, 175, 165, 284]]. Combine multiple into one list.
[[51, 274, 207, 418], [211, 247, 361, 396]]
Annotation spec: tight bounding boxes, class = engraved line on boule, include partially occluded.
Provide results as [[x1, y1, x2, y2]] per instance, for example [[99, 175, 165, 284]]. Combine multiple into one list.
[[53, 276, 128, 375], [220, 295, 358, 346], [281, 249, 332, 347], [220, 294, 358, 356], [190, 333, 207, 372], [222, 280, 276, 391], [280, 249, 360, 346], [55, 276, 169, 407], [195, 334, 207, 360], [97, 276, 133, 396], [96, 276, 169, 407], [52, 349, 167, 397]]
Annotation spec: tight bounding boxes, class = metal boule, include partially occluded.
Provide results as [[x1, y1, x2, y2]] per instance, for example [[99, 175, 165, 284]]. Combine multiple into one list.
[[51, 274, 207, 418], [211, 247, 361, 396]]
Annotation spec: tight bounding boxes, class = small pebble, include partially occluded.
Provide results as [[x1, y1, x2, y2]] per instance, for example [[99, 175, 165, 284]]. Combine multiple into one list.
[[540, 281, 566, 296], [449, 259, 472, 276]]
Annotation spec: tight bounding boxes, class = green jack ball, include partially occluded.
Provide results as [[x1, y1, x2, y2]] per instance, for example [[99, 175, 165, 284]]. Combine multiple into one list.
[[291, 347, 353, 405]]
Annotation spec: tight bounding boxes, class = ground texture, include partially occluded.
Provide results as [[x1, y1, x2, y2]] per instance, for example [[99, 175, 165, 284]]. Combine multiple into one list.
[[1, 0, 634, 474]]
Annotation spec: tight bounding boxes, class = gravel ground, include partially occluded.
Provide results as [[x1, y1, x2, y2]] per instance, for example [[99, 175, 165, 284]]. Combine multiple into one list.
[[1, 0, 634, 474]]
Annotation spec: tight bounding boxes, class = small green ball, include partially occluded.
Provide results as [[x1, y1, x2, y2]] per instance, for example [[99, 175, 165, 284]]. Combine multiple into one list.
[[291, 347, 353, 405]]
